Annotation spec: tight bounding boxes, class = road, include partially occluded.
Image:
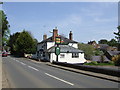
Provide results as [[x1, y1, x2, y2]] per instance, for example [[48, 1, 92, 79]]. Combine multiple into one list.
[[2, 56, 119, 88]]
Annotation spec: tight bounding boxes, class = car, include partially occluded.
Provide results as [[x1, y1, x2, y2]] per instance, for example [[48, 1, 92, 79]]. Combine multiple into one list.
[[2, 52, 8, 57]]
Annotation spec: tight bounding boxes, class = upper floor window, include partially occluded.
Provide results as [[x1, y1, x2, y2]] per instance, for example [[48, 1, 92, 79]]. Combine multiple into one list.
[[72, 53, 79, 58]]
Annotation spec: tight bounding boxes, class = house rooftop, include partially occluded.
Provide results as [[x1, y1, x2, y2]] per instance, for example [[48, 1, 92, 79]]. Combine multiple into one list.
[[38, 35, 78, 44], [47, 45, 83, 53], [107, 51, 120, 56], [99, 44, 109, 50]]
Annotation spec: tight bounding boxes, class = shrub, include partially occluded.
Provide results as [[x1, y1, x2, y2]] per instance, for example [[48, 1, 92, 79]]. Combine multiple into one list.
[[100, 55, 104, 63], [112, 55, 120, 66], [91, 61, 98, 65], [108, 61, 114, 64]]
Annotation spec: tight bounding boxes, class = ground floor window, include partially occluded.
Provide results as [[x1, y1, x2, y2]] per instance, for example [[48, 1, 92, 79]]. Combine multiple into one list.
[[60, 54, 65, 58], [72, 53, 79, 58]]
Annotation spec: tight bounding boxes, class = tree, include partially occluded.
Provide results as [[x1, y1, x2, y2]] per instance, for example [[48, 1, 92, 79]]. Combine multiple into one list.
[[107, 39, 118, 47], [0, 10, 10, 48], [8, 32, 20, 55], [8, 30, 37, 56], [78, 43, 95, 60], [32, 39, 38, 54], [114, 26, 120, 50], [98, 39, 108, 44], [16, 30, 37, 56]]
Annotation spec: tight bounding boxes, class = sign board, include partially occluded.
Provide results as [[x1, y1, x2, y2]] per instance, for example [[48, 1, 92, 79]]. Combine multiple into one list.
[[55, 47, 60, 55], [55, 36, 61, 44]]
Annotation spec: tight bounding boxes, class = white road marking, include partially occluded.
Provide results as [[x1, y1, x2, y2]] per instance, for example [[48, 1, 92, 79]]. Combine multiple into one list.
[[16, 60, 20, 63], [28, 65, 39, 71], [45, 73, 74, 86], [20, 62, 26, 65]]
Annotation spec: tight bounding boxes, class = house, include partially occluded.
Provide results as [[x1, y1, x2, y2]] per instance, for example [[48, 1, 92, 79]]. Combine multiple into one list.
[[47, 45, 86, 64], [36, 27, 86, 64], [91, 56, 110, 63], [88, 41, 100, 49], [105, 51, 120, 60]]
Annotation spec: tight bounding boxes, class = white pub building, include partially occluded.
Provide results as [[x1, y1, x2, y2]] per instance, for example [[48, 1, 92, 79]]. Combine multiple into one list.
[[36, 27, 86, 64]]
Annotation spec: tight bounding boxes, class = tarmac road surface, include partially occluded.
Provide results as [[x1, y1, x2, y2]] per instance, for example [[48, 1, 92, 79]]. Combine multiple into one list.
[[2, 56, 119, 88]]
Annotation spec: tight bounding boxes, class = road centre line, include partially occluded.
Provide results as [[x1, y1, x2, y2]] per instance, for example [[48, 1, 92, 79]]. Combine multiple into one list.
[[20, 62, 26, 65], [28, 65, 39, 71], [45, 73, 74, 86], [16, 60, 20, 63]]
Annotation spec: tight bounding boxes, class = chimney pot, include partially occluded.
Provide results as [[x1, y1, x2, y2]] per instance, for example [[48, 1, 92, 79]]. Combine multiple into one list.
[[43, 34, 47, 40], [69, 31, 73, 40], [53, 27, 58, 41]]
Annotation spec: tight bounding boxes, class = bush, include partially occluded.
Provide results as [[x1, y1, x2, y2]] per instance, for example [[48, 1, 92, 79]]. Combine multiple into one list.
[[112, 55, 120, 66], [91, 61, 98, 65], [108, 61, 114, 64]]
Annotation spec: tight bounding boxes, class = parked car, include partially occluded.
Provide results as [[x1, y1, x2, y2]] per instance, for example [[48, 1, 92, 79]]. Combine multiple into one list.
[[2, 52, 8, 57]]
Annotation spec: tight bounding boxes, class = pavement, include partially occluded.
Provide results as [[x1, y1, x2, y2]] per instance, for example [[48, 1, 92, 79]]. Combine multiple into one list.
[[2, 56, 119, 88]]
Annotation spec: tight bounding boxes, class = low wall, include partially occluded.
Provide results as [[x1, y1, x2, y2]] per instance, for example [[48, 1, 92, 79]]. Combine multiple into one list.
[[53, 62, 120, 77]]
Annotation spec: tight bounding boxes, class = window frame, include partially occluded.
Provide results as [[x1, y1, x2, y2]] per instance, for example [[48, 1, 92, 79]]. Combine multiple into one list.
[[72, 53, 79, 58]]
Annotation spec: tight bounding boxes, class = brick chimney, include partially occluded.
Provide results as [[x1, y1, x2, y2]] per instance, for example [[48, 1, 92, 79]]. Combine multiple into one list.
[[69, 31, 73, 40], [43, 34, 47, 40], [53, 27, 58, 41]]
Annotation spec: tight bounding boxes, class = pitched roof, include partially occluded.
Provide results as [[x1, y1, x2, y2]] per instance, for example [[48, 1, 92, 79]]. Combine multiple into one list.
[[92, 56, 110, 62], [107, 51, 120, 56], [47, 45, 83, 53], [38, 35, 78, 44], [99, 44, 109, 50]]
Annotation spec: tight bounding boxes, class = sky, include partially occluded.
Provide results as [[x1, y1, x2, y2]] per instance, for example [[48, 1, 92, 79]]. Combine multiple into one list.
[[1, 2, 119, 43]]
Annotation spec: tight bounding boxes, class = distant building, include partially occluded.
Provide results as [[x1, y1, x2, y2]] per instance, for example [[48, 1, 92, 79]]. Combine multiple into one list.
[[36, 28, 86, 64], [105, 51, 120, 60], [88, 41, 100, 49]]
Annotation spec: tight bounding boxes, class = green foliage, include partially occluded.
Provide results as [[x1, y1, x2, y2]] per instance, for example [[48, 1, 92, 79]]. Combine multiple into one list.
[[78, 43, 95, 59], [107, 39, 118, 47], [91, 61, 98, 65], [98, 39, 108, 44], [114, 26, 120, 51], [114, 26, 120, 42], [94, 49, 103, 56], [98, 38, 118, 48], [84, 61, 98, 65], [8, 30, 38, 56], [108, 61, 114, 64], [100, 55, 104, 63], [8, 32, 20, 55], [0, 10, 10, 46], [78, 43, 103, 59], [112, 55, 120, 66]]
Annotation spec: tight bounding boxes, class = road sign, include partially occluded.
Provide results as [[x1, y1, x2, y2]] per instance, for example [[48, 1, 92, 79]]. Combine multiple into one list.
[[55, 47, 60, 55]]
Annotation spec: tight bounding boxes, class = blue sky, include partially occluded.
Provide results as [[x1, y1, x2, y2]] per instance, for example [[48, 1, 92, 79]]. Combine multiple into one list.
[[2, 2, 118, 43]]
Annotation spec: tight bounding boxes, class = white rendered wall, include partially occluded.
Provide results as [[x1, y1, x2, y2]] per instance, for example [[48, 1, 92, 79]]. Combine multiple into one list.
[[50, 53, 86, 64], [68, 43, 78, 48], [47, 42, 55, 49]]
